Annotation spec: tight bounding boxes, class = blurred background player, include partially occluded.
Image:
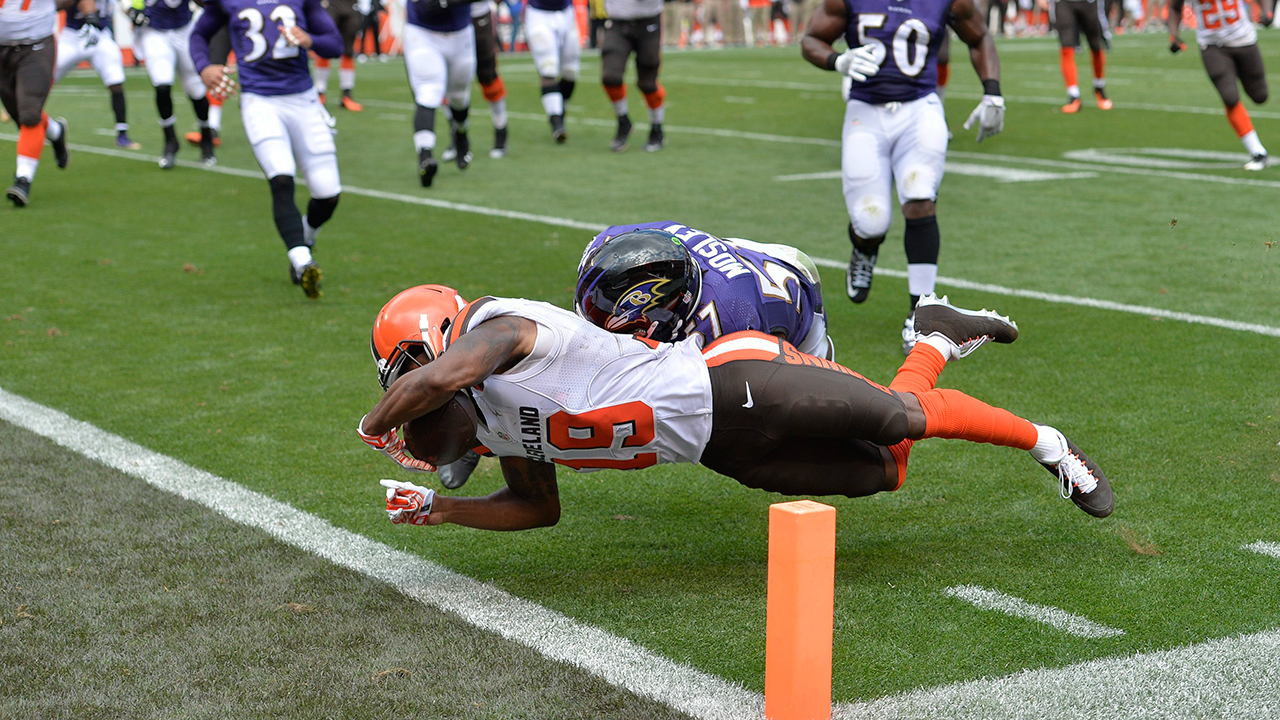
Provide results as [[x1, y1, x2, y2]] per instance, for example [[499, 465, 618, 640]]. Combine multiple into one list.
[[601, 0, 666, 151], [134, 0, 216, 168], [403, 0, 479, 186], [443, 2, 510, 160], [1051, 0, 1112, 112], [185, 26, 229, 149], [314, 0, 365, 110], [191, 0, 344, 299], [1169, 0, 1272, 170], [356, 0, 388, 61], [54, 0, 141, 150], [526, 0, 580, 143], [1, 0, 69, 207], [803, 0, 1005, 353]]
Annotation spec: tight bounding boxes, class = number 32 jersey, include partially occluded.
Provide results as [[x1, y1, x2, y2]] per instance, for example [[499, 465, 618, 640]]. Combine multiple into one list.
[[843, 0, 951, 104], [194, 0, 340, 95], [445, 297, 714, 472]]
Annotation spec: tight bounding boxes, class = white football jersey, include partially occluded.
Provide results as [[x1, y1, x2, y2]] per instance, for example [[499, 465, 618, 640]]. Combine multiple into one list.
[[446, 297, 714, 471], [1188, 0, 1256, 48], [0, 0, 57, 44]]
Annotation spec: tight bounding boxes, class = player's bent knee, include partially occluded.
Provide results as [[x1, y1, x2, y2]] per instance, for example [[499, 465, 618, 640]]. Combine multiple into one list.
[[899, 166, 941, 203], [602, 75, 625, 89], [413, 84, 445, 108], [849, 196, 892, 239]]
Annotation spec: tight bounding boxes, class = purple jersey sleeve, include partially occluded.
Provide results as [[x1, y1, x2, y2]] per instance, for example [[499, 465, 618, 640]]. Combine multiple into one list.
[[190, 2, 227, 73], [843, 0, 950, 104], [584, 221, 824, 347]]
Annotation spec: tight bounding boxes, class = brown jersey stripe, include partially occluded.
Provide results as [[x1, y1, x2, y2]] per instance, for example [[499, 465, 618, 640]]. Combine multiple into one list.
[[445, 296, 498, 350]]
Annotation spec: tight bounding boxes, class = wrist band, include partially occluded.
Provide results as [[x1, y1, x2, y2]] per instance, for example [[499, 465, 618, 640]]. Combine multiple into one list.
[[826, 53, 839, 71], [982, 79, 1001, 96]]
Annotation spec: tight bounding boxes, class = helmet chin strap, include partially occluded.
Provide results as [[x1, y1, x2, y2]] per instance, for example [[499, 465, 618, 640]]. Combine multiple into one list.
[[644, 321, 660, 338]]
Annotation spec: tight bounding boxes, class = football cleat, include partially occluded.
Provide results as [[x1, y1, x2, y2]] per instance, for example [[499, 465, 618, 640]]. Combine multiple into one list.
[[901, 314, 917, 356], [1061, 96, 1082, 114], [455, 131, 472, 170], [185, 129, 220, 147], [418, 148, 437, 187], [644, 123, 665, 152], [1094, 88, 1113, 110], [440, 144, 457, 162], [116, 133, 141, 150], [490, 126, 508, 159], [289, 261, 323, 299], [610, 115, 632, 152], [845, 245, 877, 303], [437, 449, 481, 489], [550, 114, 567, 143], [340, 94, 363, 112], [6, 176, 31, 207], [158, 137, 179, 170], [911, 293, 1019, 359], [51, 117, 69, 169], [1038, 431, 1113, 518], [1244, 153, 1269, 171]]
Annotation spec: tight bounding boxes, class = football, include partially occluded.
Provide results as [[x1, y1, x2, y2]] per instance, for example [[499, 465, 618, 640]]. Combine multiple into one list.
[[402, 391, 480, 466]]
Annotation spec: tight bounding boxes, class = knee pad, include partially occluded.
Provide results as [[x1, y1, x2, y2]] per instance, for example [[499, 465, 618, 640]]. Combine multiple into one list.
[[898, 165, 941, 203], [413, 84, 444, 108], [849, 196, 892, 239]]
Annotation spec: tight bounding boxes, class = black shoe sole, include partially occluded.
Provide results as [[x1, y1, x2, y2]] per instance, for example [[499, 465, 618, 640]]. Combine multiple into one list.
[[914, 297, 1019, 345], [419, 160, 438, 187], [6, 187, 28, 207]]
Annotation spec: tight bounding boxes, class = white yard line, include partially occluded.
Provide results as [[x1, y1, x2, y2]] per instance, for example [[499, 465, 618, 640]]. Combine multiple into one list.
[[3, 385, 1279, 719], [942, 585, 1125, 639], [5, 132, 1280, 340], [1244, 541, 1280, 560], [774, 165, 1097, 183]]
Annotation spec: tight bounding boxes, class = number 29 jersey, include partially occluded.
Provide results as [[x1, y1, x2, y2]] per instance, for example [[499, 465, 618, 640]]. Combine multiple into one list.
[[1188, 0, 1256, 48], [445, 297, 714, 472], [843, 0, 952, 104]]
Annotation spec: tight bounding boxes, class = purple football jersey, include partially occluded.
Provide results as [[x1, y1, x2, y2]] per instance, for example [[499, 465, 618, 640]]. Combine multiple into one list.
[[145, 0, 193, 31], [843, 0, 950, 104], [585, 221, 825, 347], [191, 0, 342, 96], [64, 0, 111, 30], [406, 0, 471, 32]]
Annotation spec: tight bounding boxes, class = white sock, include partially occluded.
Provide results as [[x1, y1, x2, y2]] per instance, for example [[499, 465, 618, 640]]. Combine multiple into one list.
[[287, 245, 313, 270], [1030, 424, 1069, 464], [1242, 130, 1266, 157], [339, 67, 355, 91], [613, 98, 629, 116], [918, 334, 955, 359], [541, 91, 564, 117], [16, 155, 38, 181], [648, 104, 664, 124], [159, 115, 176, 128], [45, 119, 63, 141], [209, 104, 222, 132], [490, 98, 508, 129], [1092, 78, 1106, 90], [413, 130, 436, 151], [907, 263, 938, 298], [314, 66, 330, 94], [1066, 84, 1080, 99]]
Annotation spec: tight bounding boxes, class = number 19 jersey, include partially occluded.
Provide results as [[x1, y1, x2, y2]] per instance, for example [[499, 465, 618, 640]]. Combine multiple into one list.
[[843, 0, 951, 104], [445, 297, 714, 472]]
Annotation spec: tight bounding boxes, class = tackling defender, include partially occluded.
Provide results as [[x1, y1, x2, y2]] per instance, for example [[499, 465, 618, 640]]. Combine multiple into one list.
[[802, 0, 1005, 354], [359, 287, 1113, 531], [54, 0, 141, 150], [1, 0, 70, 207], [133, 0, 217, 168], [404, 0, 479, 186], [1169, 0, 1273, 170], [191, 0, 344, 299]]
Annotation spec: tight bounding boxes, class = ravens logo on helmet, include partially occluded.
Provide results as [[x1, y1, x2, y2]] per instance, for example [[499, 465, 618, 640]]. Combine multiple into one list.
[[574, 229, 702, 342]]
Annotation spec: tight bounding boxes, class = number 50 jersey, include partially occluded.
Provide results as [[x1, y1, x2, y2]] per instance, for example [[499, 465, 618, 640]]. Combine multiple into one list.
[[444, 297, 714, 472], [843, 0, 951, 104]]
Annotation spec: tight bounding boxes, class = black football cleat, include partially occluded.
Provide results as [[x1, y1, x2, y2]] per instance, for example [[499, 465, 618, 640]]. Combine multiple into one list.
[[158, 137, 179, 170], [418, 148, 437, 187], [644, 123, 664, 152], [610, 115, 632, 152], [845, 244, 877, 303], [455, 131, 472, 170], [50, 117, 69, 169], [1039, 433, 1113, 518], [490, 126, 508, 159], [199, 128, 216, 166], [6, 176, 31, 207], [911, 293, 1018, 359], [438, 449, 481, 490], [550, 114, 567, 144], [290, 261, 323, 299]]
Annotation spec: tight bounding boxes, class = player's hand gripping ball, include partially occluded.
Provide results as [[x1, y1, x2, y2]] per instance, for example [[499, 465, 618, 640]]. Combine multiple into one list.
[[358, 415, 437, 472], [401, 391, 479, 467], [381, 479, 435, 525]]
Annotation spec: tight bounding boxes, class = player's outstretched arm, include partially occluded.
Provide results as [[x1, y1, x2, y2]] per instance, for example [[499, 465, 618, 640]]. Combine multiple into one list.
[[420, 456, 561, 530], [361, 315, 538, 437], [1166, 0, 1186, 50], [301, 0, 346, 58], [950, 0, 999, 86]]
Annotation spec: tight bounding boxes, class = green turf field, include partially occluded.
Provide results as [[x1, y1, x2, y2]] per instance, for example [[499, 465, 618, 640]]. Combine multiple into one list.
[[3, 31, 1279, 716]]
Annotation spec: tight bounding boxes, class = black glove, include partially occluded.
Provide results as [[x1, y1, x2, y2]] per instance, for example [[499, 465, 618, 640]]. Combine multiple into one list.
[[127, 6, 148, 27], [1169, 38, 1185, 54]]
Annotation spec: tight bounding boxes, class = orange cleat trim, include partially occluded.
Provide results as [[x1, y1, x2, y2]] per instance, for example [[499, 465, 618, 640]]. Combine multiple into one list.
[[318, 93, 327, 105], [1061, 98, 1082, 114], [340, 95, 363, 112], [184, 131, 221, 147], [1095, 93, 1113, 110]]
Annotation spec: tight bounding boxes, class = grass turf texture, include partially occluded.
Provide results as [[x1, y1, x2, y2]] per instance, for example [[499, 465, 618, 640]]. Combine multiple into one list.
[[2, 32, 1279, 707]]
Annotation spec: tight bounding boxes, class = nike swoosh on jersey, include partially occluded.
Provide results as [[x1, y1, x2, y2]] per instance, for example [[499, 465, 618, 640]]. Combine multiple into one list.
[[743, 382, 754, 409]]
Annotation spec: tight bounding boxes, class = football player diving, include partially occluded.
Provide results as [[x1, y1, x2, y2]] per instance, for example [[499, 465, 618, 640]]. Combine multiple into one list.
[[802, 0, 1006, 354], [357, 284, 1114, 532]]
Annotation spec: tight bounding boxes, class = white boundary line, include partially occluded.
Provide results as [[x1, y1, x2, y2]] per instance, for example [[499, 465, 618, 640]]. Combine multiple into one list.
[[4, 132, 1279, 340], [0, 386, 763, 720], [1245, 541, 1280, 559], [942, 585, 1125, 639]]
